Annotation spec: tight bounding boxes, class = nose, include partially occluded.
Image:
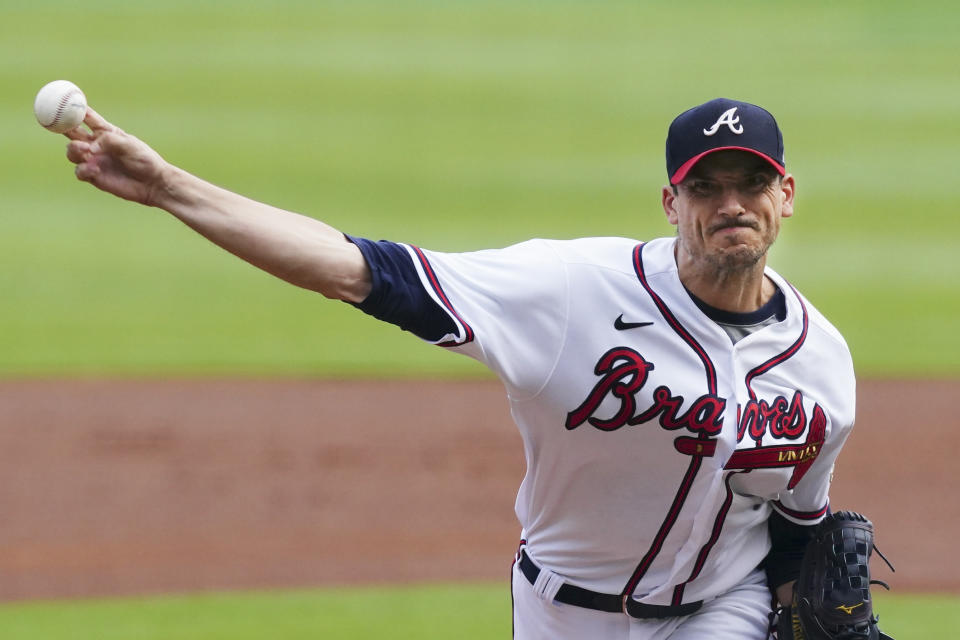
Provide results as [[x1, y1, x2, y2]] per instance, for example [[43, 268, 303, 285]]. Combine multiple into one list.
[[717, 187, 747, 217]]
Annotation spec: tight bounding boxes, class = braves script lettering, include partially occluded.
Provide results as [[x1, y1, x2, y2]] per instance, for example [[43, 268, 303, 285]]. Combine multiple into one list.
[[565, 347, 723, 436], [566, 347, 821, 462], [737, 390, 807, 443], [564, 347, 654, 431]]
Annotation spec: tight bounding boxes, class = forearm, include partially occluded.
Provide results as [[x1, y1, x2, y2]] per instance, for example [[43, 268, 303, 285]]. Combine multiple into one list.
[[153, 165, 371, 302], [766, 510, 816, 609], [65, 108, 371, 301]]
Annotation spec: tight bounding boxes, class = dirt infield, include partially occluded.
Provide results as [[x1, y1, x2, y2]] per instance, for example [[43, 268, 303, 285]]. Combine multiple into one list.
[[0, 379, 955, 601]]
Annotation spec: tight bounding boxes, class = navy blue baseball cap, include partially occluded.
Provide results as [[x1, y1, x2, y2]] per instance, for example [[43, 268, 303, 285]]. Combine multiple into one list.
[[666, 98, 785, 185]]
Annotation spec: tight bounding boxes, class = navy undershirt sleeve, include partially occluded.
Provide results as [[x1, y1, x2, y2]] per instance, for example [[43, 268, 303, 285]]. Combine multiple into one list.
[[345, 235, 458, 343], [763, 510, 817, 590]]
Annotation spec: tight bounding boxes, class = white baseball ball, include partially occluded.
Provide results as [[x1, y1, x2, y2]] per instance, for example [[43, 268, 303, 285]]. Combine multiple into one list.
[[34, 80, 87, 133]]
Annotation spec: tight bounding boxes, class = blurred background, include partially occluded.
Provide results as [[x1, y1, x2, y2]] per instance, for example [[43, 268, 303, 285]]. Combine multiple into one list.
[[3, 0, 958, 377], [1, 1, 957, 637]]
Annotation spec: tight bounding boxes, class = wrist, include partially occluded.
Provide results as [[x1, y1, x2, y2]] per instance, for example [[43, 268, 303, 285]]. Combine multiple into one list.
[[146, 163, 189, 210]]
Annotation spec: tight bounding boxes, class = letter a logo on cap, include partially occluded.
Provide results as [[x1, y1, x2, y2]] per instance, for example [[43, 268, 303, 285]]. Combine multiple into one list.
[[703, 107, 744, 136]]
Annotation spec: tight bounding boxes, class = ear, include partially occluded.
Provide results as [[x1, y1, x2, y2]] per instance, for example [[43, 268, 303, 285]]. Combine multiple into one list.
[[661, 185, 680, 225], [780, 174, 795, 218]]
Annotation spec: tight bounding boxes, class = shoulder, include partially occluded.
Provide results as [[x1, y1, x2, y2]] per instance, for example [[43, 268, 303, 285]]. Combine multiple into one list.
[[424, 236, 648, 275], [538, 236, 656, 274], [542, 236, 643, 255]]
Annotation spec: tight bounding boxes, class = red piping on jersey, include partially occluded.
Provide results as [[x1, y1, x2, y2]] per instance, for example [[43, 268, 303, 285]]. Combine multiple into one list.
[[410, 245, 475, 347], [678, 282, 813, 601], [621, 243, 718, 600], [743, 282, 809, 400], [621, 454, 705, 599], [671, 470, 745, 605], [632, 244, 717, 395], [773, 500, 828, 521]]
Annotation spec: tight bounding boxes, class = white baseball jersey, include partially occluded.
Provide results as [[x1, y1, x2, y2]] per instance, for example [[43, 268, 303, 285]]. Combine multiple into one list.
[[351, 234, 855, 608]]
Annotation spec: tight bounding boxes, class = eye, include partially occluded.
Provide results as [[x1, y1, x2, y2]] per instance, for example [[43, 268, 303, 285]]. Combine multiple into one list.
[[743, 174, 772, 192], [687, 180, 717, 196]]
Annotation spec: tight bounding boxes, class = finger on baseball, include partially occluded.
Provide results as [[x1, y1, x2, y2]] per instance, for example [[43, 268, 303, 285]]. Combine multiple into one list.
[[89, 130, 126, 155], [63, 125, 94, 142], [84, 107, 113, 133]]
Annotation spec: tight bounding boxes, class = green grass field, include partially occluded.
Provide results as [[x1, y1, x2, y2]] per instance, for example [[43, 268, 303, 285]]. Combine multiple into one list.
[[0, 585, 955, 639], [1, 0, 958, 635], [2, 0, 958, 377], [0, 585, 512, 640]]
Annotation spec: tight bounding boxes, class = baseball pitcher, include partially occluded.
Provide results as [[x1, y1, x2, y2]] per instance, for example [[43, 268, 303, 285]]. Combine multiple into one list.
[[59, 97, 893, 639]]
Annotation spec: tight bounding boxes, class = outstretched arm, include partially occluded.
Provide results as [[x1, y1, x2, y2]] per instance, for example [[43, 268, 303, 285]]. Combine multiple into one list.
[[64, 108, 371, 303]]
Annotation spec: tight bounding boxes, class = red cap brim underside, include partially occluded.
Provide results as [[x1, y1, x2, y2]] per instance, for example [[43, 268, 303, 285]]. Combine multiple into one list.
[[670, 146, 785, 185]]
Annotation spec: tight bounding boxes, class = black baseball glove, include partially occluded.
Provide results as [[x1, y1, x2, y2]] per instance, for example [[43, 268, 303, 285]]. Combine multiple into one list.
[[776, 511, 895, 640]]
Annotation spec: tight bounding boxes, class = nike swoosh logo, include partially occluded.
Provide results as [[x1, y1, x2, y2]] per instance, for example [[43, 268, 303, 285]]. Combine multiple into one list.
[[614, 315, 654, 330]]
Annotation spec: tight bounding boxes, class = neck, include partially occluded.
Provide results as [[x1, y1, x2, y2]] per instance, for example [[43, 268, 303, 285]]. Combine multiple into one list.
[[675, 247, 774, 313]]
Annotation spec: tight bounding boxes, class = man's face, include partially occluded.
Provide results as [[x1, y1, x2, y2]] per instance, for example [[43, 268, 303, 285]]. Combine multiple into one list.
[[661, 150, 795, 274]]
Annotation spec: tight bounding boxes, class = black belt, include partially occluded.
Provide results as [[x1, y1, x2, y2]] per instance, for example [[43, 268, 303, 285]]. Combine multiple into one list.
[[518, 549, 703, 619]]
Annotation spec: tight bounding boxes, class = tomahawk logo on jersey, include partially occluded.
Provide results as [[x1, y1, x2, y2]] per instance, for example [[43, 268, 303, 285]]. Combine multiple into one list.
[[349, 234, 855, 606]]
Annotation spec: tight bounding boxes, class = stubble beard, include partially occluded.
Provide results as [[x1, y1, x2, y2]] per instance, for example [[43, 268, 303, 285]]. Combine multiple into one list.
[[709, 243, 769, 274], [679, 228, 776, 279]]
